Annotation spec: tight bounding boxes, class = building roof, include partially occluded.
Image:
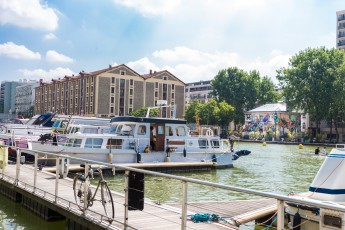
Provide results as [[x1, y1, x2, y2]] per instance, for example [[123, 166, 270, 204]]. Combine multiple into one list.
[[247, 103, 286, 113]]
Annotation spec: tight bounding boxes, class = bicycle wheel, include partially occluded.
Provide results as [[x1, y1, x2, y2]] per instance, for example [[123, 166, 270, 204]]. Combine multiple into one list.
[[73, 174, 92, 210], [101, 183, 114, 222]]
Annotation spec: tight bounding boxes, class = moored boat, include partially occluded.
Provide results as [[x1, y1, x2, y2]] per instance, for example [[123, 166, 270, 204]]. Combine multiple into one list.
[[29, 116, 234, 167], [285, 144, 345, 229]]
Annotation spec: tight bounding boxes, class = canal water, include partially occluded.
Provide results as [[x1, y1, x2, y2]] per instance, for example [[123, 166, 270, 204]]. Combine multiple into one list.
[[0, 143, 326, 229]]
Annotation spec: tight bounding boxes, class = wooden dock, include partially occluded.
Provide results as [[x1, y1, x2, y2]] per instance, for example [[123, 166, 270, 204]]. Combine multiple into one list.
[[0, 163, 277, 229]]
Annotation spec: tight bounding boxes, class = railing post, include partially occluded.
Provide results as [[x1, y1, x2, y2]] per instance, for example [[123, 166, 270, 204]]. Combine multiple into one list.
[[83, 162, 89, 214], [124, 170, 129, 229], [1, 146, 5, 178], [33, 152, 38, 193], [15, 149, 21, 185], [181, 181, 188, 230], [277, 199, 285, 230], [55, 156, 60, 203]]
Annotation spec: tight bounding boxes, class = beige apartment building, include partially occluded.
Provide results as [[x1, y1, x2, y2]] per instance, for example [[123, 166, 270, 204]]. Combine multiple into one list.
[[337, 10, 345, 50], [34, 64, 185, 118]]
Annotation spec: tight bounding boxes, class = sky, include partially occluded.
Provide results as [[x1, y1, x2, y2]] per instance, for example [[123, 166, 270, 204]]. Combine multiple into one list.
[[0, 0, 344, 84]]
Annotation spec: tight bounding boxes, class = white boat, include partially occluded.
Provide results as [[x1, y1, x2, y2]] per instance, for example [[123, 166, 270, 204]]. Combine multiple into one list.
[[285, 144, 345, 229], [28, 116, 234, 167]]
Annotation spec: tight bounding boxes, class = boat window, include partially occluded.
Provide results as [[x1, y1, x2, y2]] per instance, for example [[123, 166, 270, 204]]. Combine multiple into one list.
[[84, 128, 98, 134], [65, 138, 74, 147], [85, 138, 103, 148], [137, 125, 146, 135], [166, 126, 173, 136], [176, 126, 186, 136], [106, 138, 123, 149], [60, 120, 68, 129], [198, 139, 209, 149], [211, 140, 220, 148], [104, 125, 117, 134], [73, 139, 82, 147], [53, 120, 60, 128]]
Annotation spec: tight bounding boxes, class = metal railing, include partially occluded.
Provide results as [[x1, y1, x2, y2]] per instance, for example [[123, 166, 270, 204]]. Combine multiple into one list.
[[1, 145, 345, 229]]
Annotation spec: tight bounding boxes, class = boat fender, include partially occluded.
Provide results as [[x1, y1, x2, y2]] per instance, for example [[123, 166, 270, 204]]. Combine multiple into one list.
[[232, 153, 239, 160], [212, 154, 217, 162], [137, 152, 141, 163], [183, 148, 186, 157], [292, 211, 301, 230]]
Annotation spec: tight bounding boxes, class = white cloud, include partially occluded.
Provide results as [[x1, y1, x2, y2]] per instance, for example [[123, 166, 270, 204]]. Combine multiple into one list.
[[46, 50, 74, 63], [43, 33, 57, 40], [0, 0, 58, 31], [18, 67, 75, 81], [128, 47, 290, 83], [0, 42, 41, 60], [113, 0, 181, 16], [126, 57, 160, 75]]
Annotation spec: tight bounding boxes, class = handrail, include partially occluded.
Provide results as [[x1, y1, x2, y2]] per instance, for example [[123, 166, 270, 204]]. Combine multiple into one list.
[[6, 145, 345, 213], [3, 144, 345, 230]]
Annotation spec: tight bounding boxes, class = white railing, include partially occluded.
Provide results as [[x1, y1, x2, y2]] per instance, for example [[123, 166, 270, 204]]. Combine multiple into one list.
[[1, 145, 345, 229]]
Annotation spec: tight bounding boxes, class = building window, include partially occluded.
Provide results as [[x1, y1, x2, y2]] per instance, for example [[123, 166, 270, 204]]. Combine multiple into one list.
[[163, 76, 167, 80], [130, 89, 133, 95], [112, 77, 115, 83], [111, 97, 114, 103], [130, 79, 133, 85], [120, 71, 125, 75], [155, 91, 158, 97], [155, 82, 158, 88], [172, 84, 175, 90], [129, 99, 133, 105], [110, 107, 114, 113], [111, 87, 115, 94]]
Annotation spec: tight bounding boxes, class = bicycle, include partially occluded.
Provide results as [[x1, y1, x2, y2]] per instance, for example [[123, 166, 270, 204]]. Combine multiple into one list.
[[73, 166, 114, 222]]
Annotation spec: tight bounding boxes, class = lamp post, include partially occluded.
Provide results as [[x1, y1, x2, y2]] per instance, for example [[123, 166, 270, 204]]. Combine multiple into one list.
[[274, 112, 277, 141]]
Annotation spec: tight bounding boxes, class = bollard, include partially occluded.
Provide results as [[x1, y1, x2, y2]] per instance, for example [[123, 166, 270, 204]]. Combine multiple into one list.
[[262, 142, 267, 147], [299, 144, 303, 149]]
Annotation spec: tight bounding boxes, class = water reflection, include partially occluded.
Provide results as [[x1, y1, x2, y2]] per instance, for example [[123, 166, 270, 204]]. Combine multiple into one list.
[[104, 143, 325, 203], [0, 195, 64, 230]]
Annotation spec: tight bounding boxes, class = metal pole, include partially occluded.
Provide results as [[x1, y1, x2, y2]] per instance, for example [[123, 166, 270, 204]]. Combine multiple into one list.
[[55, 157, 60, 203], [15, 149, 21, 185], [181, 181, 187, 230], [1, 146, 5, 178], [34, 152, 38, 193], [277, 199, 285, 230], [83, 162, 89, 213], [124, 170, 129, 229]]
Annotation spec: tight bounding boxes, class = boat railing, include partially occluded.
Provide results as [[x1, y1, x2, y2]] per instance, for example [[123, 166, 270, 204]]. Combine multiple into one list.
[[2, 145, 345, 229], [335, 144, 345, 150]]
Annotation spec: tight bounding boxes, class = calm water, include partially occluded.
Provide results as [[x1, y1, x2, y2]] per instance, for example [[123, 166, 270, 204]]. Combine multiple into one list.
[[0, 143, 326, 229]]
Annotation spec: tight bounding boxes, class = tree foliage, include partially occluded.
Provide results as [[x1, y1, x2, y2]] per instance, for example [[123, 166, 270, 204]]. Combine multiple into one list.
[[211, 67, 278, 127], [129, 106, 159, 117], [184, 99, 234, 126], [277, 47, 345, 140]]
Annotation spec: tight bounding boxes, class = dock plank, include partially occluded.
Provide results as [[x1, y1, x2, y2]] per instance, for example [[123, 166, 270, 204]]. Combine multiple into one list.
[[1, 164, 249, 229]]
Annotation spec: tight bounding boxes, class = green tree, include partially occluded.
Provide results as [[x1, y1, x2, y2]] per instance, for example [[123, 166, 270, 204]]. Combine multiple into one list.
[[184, 100, 202, 123], [129, 106, 159, 117], [258, 76, 280, 105], [277, 47, 345, 138], [216, 101, 235, 126], [198, 99, 219, 125], [212, 67, 277, 128]]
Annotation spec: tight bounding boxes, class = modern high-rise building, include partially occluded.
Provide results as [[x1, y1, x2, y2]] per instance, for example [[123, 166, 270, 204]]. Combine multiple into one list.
[[185, 80, 214, 105], [337, 10, 345, 50], [15, 80, 39, 117], [0, 81, 24, 114], [34, 64, 185, 118]]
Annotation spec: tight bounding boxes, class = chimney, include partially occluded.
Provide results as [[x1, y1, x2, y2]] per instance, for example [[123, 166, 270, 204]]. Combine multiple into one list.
[[109, 64, 112, 69], [149, 69, 152, 75]]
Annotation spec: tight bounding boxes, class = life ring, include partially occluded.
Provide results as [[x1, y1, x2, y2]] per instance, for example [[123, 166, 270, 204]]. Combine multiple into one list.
[[206, 129, 212, 136]]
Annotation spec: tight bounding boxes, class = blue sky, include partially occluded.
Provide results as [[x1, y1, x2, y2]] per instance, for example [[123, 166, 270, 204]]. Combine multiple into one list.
[[0, 0, 344, 84]]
